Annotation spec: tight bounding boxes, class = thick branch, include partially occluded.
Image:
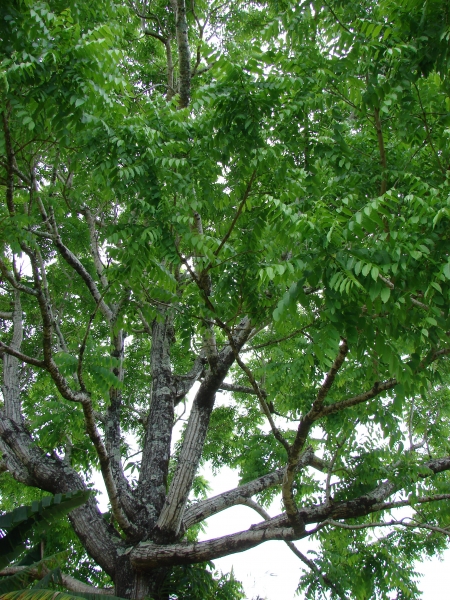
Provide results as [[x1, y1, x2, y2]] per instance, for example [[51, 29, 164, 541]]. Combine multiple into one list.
[[0, 414, 120, 577], [131, 525, 302, 569], [0, 566, 115, 595], [154, 318, 253, 540], [2, 290, 23, 423], [2, 108, 16, 215], [138, 316, 176, 530], [173, 0, 191, 107], [0, 341, 45, 369], [374, 107, 387, 196], [184, 447, 317, 529]]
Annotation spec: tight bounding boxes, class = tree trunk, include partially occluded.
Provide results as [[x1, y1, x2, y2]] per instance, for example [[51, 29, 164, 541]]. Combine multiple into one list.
[[115, 554, 169, 600]]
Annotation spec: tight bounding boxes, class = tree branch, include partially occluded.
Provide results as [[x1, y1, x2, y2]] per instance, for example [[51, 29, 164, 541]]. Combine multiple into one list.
[[0, 414, 120, 577], [154, 318, 253, 540], [283, 339, 349, 533], [234, 353, 290, 453], [0, 341, 45, 368], [183, 446, 318, 529], [212, 170, 257, 260], [173, 0, 191, 108], [0, 566, 115, 595], [218, 382, 266, 396]]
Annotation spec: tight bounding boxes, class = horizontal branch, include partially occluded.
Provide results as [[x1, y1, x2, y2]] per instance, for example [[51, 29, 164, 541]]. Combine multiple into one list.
[[372, 492, 450, 512], [328, 517, 450, 538], [0, 341, 46, 368], [131, 525, 300, 569], [218, 382, 266, 397], [0, 566, 115, 595], [128, 454, 450, 568], [0, 259, 37, 296], [320, 378, 397, 417]]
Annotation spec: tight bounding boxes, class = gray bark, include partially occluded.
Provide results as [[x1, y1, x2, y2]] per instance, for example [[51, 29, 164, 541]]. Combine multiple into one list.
[[172, 0, 191, 107], [2, 291, 23, 424], [154, 318, 253, 540], [138, 316, 176, 531], [0, 413, 120, 578]]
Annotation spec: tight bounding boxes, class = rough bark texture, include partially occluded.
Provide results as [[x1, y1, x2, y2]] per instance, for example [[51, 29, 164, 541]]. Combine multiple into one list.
[[138, 317, 176, 531]]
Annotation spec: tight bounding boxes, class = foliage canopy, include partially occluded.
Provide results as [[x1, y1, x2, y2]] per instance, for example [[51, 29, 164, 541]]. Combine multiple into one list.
[[0, 0, 450, 598]]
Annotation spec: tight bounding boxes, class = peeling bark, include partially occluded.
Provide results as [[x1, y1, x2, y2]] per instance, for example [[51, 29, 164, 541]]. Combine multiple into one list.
[[154, 318, 253, 540], [2, 291, 23, 424], [138, 316, 176, 530]]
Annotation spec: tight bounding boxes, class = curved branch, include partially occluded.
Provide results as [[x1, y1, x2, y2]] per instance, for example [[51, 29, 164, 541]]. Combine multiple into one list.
[[239, 498, 348, 600], [0, 341, 45, 368], [0, 566, 115, 596]]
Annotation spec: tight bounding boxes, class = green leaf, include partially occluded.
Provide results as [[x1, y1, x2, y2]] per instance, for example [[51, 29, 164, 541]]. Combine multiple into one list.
[[0, 492, 90, 570], [380, 287, 390, 303]]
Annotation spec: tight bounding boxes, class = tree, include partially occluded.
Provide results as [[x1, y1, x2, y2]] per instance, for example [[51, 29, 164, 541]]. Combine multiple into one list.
[[0, 0, 449, 598]]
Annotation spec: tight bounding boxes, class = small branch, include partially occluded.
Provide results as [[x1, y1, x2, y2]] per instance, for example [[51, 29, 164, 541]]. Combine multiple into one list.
[[250, 325, 314, 350], [372, 493, 450, 512], [322, 0, 354, 36], [82, 207, 108, 289], [414, 83, 446, 176], [218, 381, 267, 397], [319, 378, 397, 418], [328, 517, 450, 538], [283, 340, 349, 533], [238, 496, 346, 597], [31, 175, 113, 321], [234, 353, 290, 453], [0, 566, 115, 595], [213, 170, 257, 259], [0, 259, 37, 296], [143, 28, 167, 44]]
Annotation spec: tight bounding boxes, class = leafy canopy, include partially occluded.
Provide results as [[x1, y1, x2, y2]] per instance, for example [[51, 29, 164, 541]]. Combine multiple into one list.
[[0, 0, 450, 598]]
